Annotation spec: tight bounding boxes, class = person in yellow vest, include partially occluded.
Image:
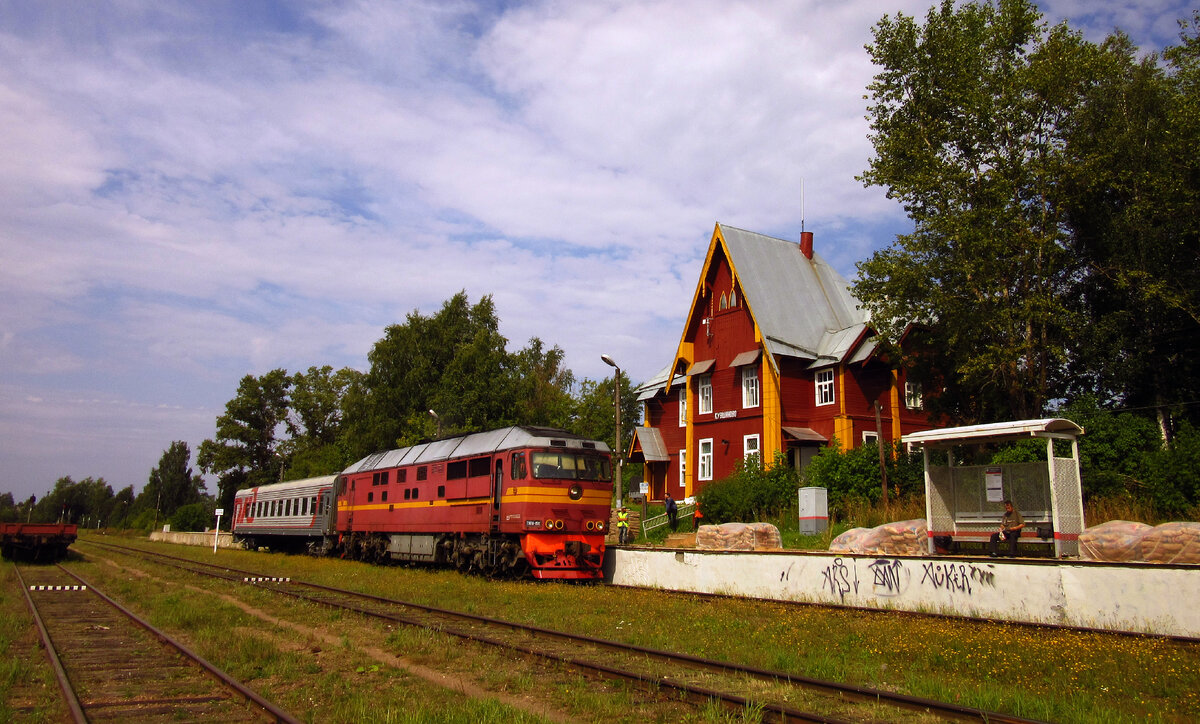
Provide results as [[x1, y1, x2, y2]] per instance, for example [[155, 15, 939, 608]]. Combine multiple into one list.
[[616, 507, 630, 544]]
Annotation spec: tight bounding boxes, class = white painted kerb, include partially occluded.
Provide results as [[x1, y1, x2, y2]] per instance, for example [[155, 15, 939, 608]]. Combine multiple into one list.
[[607, 548, 1200, 638]]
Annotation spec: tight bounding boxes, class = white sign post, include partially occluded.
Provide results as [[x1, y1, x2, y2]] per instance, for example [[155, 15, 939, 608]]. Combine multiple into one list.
[[213, 508, 224, 553]]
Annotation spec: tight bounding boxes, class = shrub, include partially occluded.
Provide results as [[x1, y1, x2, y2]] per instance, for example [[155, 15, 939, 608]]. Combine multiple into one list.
[[803, 439, 924, 514], [696, 452, 799, 523], [169, 502, 216, 532]]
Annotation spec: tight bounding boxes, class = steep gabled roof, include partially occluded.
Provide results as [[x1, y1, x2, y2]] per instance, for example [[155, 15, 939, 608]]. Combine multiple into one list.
[[673, 224, 871, 375]]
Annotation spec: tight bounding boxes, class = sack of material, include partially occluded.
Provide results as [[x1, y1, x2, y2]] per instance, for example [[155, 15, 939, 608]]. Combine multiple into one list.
[[1078, 520, 1152, 562]]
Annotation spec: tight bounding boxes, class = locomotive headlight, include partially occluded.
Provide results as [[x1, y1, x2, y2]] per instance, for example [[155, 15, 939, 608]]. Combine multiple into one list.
[[595, 520, 604, 531], [568, 484, 583, 500]]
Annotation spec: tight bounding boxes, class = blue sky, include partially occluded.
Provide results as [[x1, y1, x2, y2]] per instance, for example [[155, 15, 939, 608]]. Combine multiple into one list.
[[0, 0, 1192, 502]]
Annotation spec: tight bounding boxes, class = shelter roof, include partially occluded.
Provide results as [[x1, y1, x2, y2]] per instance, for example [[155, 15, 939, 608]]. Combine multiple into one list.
[[901, 419, 1084, 448]]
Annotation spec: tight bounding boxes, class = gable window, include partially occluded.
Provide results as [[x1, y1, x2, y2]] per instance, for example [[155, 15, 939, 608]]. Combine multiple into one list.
[[678, 387, 687, 427], [744, 434, 760, 463], [815, 368, 835, 406], [698, 439, 713, 481], [741, 366, 760, 408], [905, 380, 924, 410], [679, 449, 686, 487], [719, 292, 728, 310], [729, 289, 738, 307], [698, 374, 713, 415]]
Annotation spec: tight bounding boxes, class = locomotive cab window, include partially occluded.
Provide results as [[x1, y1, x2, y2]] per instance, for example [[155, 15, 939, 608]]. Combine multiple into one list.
[[511, 452, 527, 480], [531, 452, 611, 481]]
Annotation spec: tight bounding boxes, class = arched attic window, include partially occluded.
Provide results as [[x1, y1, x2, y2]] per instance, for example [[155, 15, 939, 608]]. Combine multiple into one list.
[[719, 292, 728, 310]]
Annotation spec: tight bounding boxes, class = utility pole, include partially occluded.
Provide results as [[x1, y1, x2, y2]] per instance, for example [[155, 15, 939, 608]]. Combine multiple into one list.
[[601, 354, 623, 509]]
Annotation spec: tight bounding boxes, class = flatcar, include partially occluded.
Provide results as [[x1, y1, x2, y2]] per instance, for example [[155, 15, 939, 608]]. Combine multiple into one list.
[[0, 522, 78, 562], [231, 475, 338, 553], [230, 426, 613, 580]]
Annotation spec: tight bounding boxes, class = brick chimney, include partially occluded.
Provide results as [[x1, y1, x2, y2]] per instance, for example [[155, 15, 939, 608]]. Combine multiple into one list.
[[799, 231, 814, 259]]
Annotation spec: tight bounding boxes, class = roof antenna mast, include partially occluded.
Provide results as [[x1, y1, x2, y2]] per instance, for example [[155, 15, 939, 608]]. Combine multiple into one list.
[[800, 177, 806, 235]]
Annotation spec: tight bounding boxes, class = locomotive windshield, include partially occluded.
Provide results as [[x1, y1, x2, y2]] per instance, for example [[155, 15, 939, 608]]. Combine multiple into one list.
[[530, 451, 612, 481]]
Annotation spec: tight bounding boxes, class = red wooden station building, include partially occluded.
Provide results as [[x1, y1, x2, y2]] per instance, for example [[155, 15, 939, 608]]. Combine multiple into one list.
[[630, 223, 939, 502]]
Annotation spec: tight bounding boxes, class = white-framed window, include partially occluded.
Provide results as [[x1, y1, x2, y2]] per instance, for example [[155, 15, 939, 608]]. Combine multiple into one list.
[[698, 374, 713, 414], [905, 380, 924, 410], [743, 434, 760, 463], [862, 431, 879, 445], [699, 439, 713, 481], [679, 449, 686, 487], [741, 366, 760, 408], [678, 386, 687, 427], [815, 368, 835, 406]]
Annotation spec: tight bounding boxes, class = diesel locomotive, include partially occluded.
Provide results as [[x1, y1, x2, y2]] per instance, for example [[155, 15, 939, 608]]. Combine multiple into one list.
[[231, 426, 613, 579]]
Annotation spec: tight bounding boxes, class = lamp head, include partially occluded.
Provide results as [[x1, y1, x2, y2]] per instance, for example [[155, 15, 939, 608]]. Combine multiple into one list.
[[600, 354, 618, 369]]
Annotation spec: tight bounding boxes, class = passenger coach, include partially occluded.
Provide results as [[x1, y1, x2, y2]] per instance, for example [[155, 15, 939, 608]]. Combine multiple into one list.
[[231, 475, 338, 553]]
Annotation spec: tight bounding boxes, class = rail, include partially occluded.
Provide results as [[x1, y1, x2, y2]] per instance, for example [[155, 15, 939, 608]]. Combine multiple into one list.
[[641, 502, 694, 536]]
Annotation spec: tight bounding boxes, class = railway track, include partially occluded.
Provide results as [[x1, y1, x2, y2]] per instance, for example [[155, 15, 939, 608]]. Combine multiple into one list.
[[84, 539, 1047, 723], [14, 562, 299, 723]]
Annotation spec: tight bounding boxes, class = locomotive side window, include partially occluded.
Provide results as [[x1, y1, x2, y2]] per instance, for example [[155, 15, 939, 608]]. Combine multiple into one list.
[[404, 489, 410, 500], [417, 466, 427, 481], [468, 456, 490, 477], [367, 492, 373, 502], [398, 469, 407, 483], [437, 485, 445, 497], [511, 452, 527, 480], [447, 460, 467, 480], [381, 491, 388, 502], [412, 487, 419, 500]]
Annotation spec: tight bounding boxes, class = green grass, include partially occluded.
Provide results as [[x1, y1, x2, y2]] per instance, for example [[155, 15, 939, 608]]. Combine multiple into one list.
[[69, 532, 1200, 723]]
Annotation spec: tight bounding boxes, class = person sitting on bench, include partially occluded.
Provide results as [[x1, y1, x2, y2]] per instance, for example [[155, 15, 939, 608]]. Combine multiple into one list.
[[989, 500, 1024, 557]]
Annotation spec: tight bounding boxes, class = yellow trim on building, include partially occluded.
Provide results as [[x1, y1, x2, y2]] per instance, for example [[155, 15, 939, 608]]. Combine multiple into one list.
[[834, 364, 854, 446], [890, 369, 902, 442], [762, 356, 782, 461]]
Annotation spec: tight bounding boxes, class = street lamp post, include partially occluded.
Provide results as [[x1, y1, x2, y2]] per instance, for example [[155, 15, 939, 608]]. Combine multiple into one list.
[[600, 354, 623, 509], [429, 409, 441, 438]]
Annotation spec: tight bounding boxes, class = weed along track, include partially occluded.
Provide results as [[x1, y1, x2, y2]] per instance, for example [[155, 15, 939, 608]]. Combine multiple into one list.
[[13, 562, 298, 723], [84, 540, 1045, 723]]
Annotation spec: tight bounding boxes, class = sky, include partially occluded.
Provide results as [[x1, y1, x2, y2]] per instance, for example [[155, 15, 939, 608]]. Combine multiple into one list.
[[0, 0, 1192, 502]]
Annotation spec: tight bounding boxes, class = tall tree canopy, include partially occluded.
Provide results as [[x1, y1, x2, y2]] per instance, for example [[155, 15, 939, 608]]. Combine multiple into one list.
[[139, 441, 207, 519], [198, 368, 291, 510], [339, 292, 581, 460], [856, 0, 1089, 422], [856, 0, 1200, 429], [1059, 13, 1200, 440]]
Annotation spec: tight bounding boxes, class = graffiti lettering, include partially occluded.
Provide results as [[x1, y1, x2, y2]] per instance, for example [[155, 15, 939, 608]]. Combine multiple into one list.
[[820, 558, 859, 601], [868, 558, 904, 595], [920, 561, 997, 595]]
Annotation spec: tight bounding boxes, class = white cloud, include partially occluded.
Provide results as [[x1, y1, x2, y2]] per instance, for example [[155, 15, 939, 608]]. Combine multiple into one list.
[[0, 0, 1189, 500]]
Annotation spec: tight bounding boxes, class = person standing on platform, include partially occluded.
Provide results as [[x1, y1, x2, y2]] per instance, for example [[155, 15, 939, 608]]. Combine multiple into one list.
[[665, 494, 678, 532], [616, 507, 630, 544]]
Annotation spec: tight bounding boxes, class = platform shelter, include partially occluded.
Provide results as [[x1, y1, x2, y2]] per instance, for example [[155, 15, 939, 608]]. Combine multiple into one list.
[[902, 419, 1085, 557]]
